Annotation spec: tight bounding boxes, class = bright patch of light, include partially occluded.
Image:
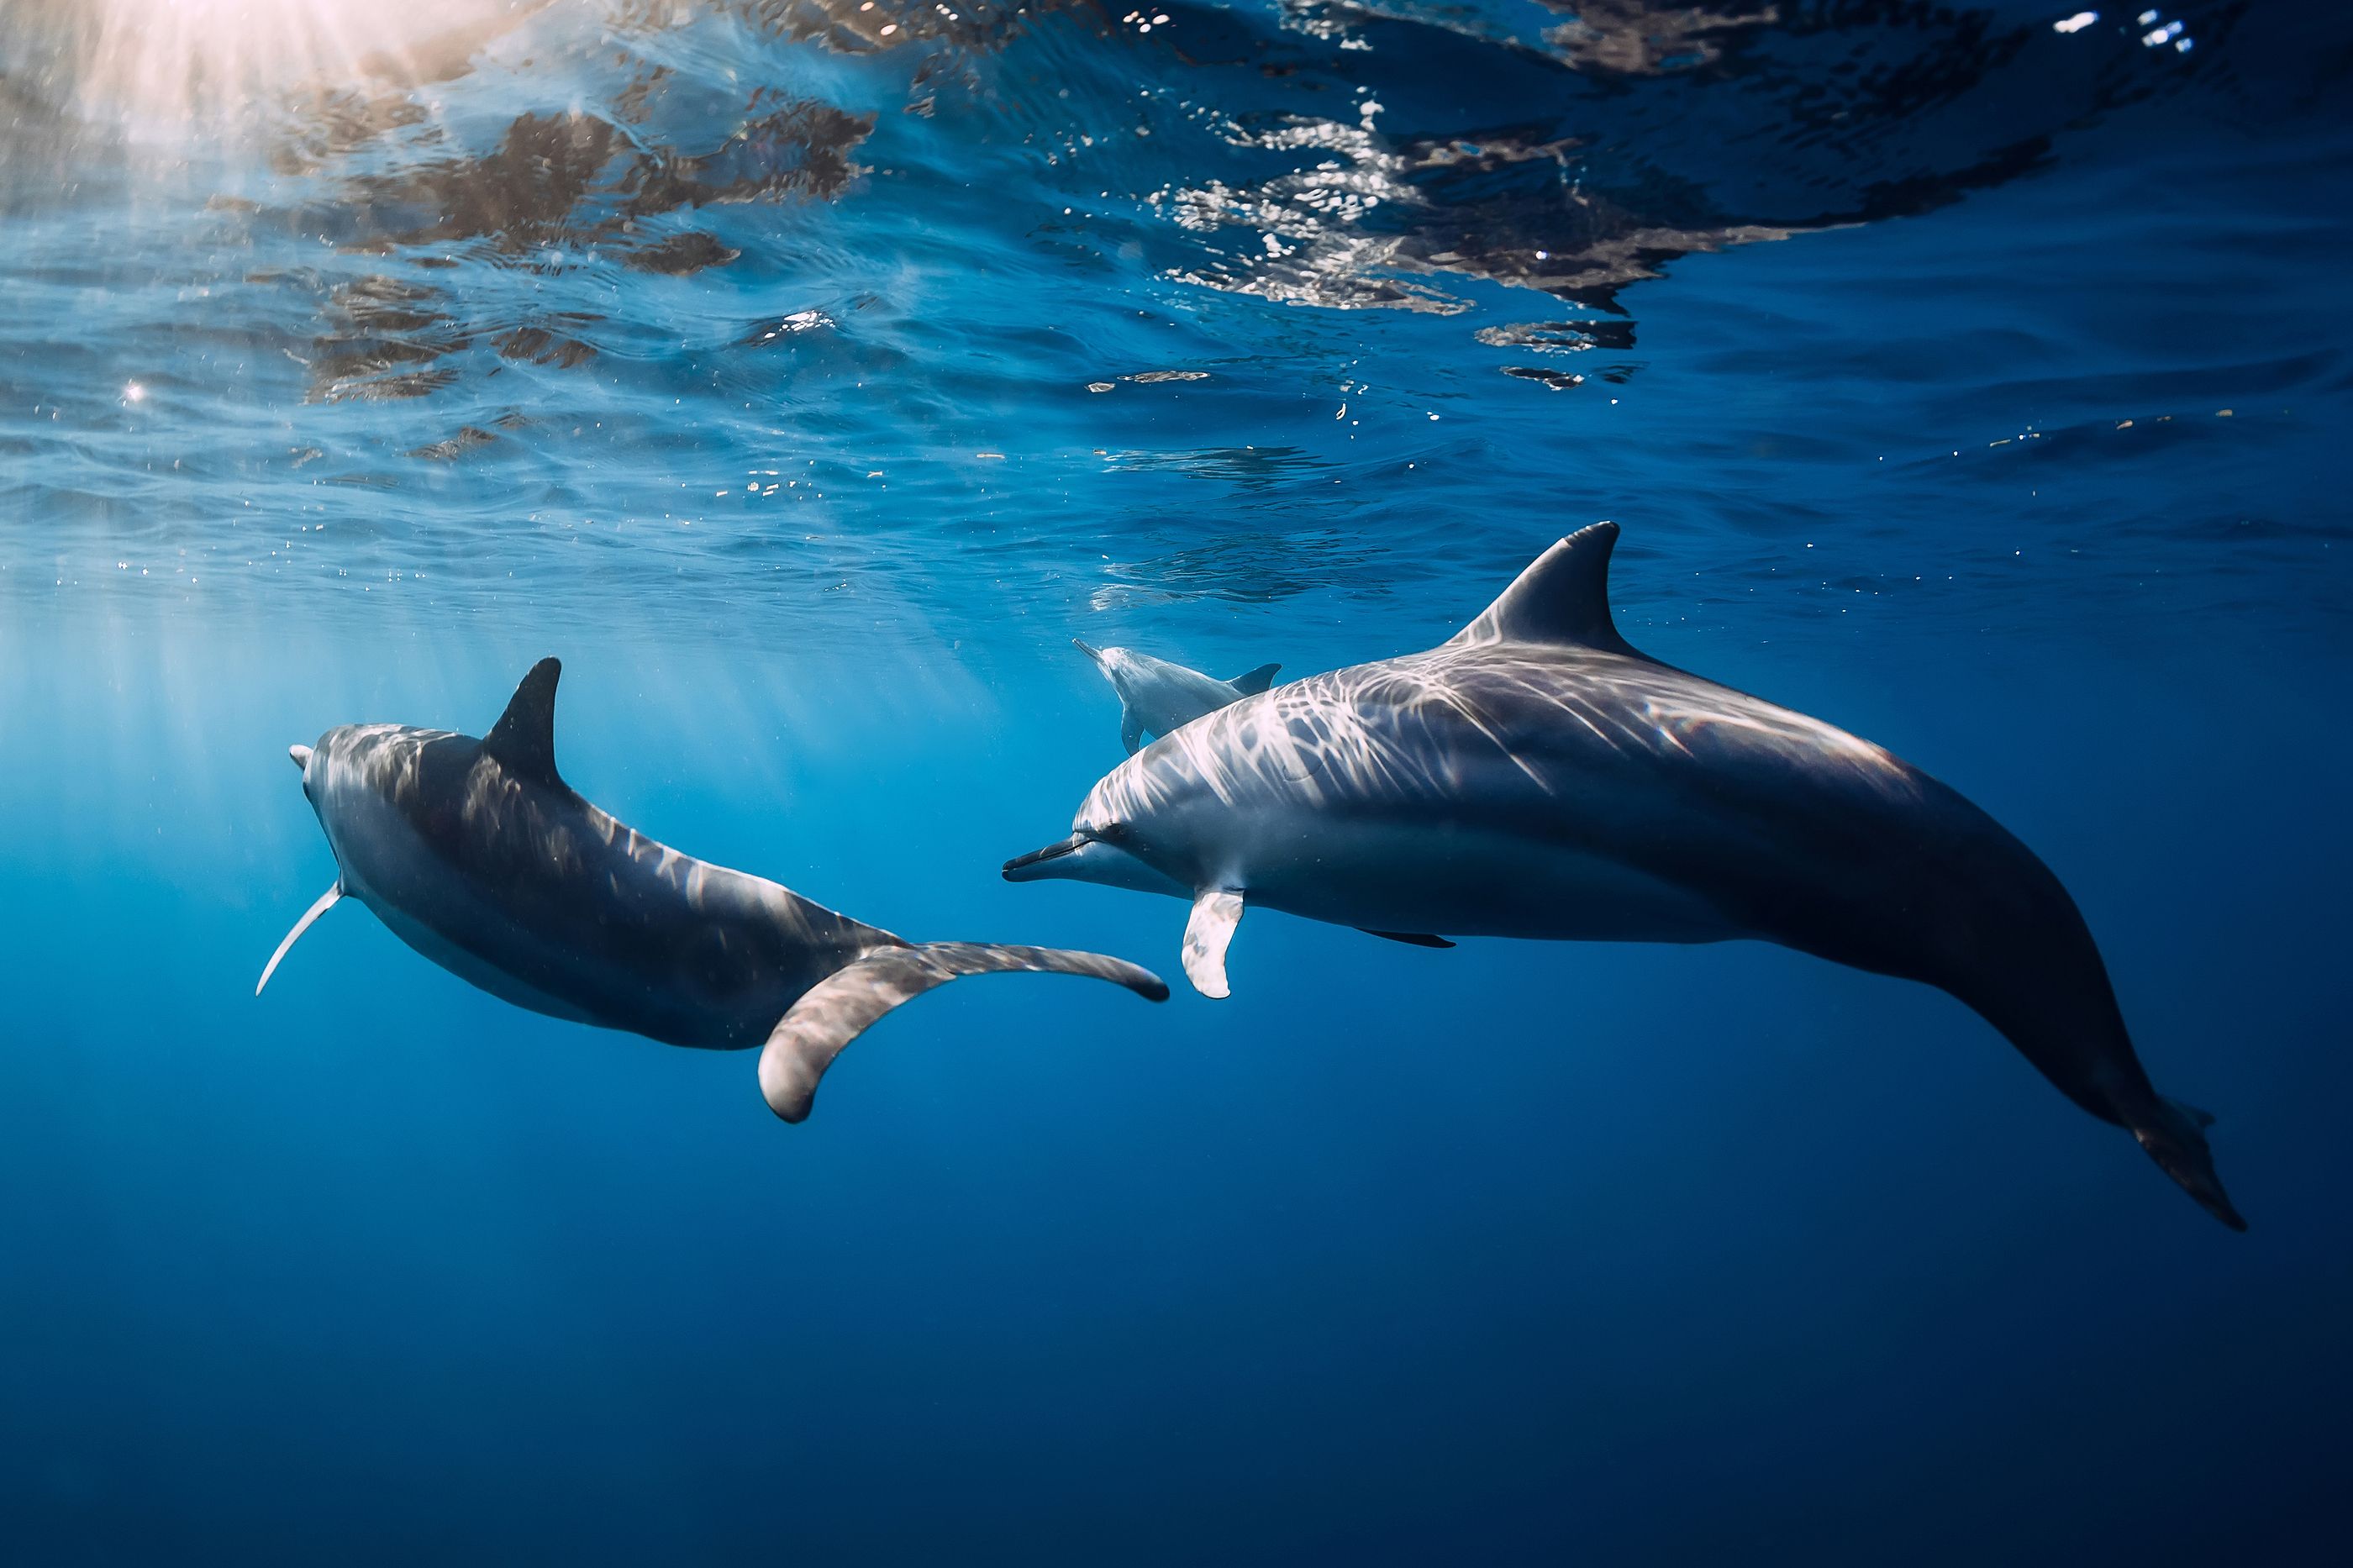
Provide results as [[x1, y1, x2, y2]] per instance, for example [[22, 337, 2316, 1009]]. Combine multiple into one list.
[[2053, 11, 2098, 34], [24, 0, 534, 139], [124, 381, 146, 403]]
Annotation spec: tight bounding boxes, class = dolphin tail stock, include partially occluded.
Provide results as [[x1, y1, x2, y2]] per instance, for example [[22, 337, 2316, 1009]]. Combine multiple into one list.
[[2127, 1093, 2248, 1232], [255, 880, 345, 996], [1228, 663, 1282, 696], [756, 942, 1169, 1123]]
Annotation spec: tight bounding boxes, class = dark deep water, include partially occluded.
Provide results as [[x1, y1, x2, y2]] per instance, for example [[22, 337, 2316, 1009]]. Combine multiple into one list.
[[3, 1, 2349, 1561]]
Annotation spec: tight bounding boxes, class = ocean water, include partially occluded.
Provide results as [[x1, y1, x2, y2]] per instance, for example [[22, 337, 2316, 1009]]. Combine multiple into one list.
[[3, 0, 2349, 1560]]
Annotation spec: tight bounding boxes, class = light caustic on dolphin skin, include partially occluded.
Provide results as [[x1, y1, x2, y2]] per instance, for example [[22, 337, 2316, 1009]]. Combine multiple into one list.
[[258, 658, 1166, 1123], [1008, 523, 2246, 1230]]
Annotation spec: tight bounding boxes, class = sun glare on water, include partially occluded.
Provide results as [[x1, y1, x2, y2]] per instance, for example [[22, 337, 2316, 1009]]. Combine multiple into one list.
[[8, 0, 538, 136]]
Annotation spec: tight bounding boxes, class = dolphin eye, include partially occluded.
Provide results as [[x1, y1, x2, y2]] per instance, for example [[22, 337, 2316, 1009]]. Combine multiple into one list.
[[1097, 821, 1131, 843]]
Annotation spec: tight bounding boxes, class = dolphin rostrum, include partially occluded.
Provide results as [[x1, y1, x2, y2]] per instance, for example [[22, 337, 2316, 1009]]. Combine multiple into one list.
[[1007, 524, 2243, 1229], [1072, 639, 1282, 753], [261, 659, 1168, 1121]]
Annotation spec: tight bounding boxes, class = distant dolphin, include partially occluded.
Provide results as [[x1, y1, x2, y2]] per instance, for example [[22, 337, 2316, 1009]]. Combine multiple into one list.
[[1072, 639, 1282, 753], [1007, 524, 2243, 1229], [261, 659, 1167, 1121]]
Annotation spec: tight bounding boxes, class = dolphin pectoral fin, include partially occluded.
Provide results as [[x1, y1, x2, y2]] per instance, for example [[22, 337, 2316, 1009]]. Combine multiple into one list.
[[758, 942, 1168, 1123], [1182, 890, 1244, 999], [1120, 705, 1145, 755], [1360, 929, 1455, 948], [1228, 663, 1282, 696], [256, 881, 345, 996]]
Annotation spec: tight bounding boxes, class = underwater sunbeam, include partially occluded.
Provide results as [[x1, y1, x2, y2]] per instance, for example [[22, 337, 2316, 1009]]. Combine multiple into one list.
[[3, 0, 543, 135]]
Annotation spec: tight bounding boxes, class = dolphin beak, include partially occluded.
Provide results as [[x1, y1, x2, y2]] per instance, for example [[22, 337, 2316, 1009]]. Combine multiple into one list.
[[1071, 639, 1106, 667], [1003, 834, 1087, 881], [288, 744, 313, 771]]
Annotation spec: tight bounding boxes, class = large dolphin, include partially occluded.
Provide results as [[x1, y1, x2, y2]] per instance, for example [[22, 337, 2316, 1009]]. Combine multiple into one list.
[[260, 659, 1167, 1121], [1072, 639, 1282, 753], [1006, 524, 2243, 1229]]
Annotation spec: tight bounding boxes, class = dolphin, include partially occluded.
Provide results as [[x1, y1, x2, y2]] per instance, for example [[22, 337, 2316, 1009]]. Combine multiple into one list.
[[260, 658, 1167, 1121], [1006, 524, 2243, 1229], [1072, 639, 1282, 753]]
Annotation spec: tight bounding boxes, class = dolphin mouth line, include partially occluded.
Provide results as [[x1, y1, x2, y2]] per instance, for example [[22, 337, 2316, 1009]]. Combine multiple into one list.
[[1003, 834, 1087, 875]]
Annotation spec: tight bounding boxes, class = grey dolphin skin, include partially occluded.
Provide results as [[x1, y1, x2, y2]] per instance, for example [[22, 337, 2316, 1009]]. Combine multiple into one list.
[[1072, 639, 1281, 753], [1007, 524, 2244, 1229], [260, 659, 1167, 1121]]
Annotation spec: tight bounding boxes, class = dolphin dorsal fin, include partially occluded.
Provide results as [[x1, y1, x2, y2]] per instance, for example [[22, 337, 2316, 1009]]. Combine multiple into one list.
[[484, 657, 565, 785], [1227, 663, 1282, 696], [1448, 522, 1633, 653]]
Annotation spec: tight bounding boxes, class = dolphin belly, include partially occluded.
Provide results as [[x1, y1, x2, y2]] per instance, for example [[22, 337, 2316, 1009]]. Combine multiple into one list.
[[318, 772, 789, 1049], [355, 881, 608, 1030], [1238, 817, 1737, 943]]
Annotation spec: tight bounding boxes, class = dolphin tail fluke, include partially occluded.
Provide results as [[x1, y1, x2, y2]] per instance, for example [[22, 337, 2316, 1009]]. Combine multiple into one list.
[[1229, 663, 1282, 696], [757, 942, 1169, 1123], [2129, 1094, 2247, 1231], [256, 881, 344, 996]]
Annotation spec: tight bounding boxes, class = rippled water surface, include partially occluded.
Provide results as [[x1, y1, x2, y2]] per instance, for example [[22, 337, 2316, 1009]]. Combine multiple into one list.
[[8, 0, 2345, 640], [3, 2, 2349, 1562]]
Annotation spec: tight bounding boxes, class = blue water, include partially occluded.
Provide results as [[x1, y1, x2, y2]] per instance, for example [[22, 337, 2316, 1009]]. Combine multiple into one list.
[[3, 0, 2349, 1560]]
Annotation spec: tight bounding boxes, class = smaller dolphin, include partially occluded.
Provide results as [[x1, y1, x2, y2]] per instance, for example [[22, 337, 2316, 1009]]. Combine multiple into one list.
[[1073, 639, 1282, 753], [261, 659, 1167, 1121]]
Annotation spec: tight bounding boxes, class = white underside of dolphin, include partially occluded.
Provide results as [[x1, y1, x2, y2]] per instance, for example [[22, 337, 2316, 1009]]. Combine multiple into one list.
[[1008, 523, 2247, 1230]]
